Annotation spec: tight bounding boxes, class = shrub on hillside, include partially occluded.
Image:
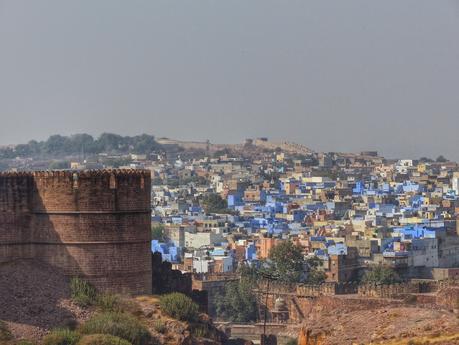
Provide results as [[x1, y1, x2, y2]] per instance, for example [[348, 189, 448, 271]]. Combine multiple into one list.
[[189, 323, 214, 339], [43, 329, 81, 345], [97, 294, 121, 313], [152, 320, 166, 334], [77, 334, 132, 345], [0, 320, 13, 342], [79, 313, 151, 345], [97, 296, 143, 317], [285, 338, 298, 345], [17, 340, 34, 345], [159, 293, 199, 322], [70, 278, 98, 307]]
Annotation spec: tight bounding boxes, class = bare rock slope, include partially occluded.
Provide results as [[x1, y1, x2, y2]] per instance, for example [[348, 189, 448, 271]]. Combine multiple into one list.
[[0, 259, 90, 340]]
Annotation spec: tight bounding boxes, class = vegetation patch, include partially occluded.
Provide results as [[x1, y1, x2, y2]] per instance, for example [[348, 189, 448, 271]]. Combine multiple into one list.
[[215, 278, 257, 323], [200, 193, 232, 214], [152, 320, 166, 335], [285, 338, 298, 345], [43, 329, 81, 345], [70, 278, 139, 315], [189, 324, 209, 339], [79, 312, 151, 345], [70, 278, 98, 307], [77, 334, 132, 345], [0, 321, 13, 342], [159, 293, 199, 322], [362, 265, 401, 285], [96, 294, 121, 313]]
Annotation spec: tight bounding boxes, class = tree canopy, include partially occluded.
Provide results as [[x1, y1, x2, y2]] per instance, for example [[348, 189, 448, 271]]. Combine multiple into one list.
[[0, 133, 162, 159], [362, 265, 401, 285], [200, 193, 229, 214], [436, 155, 448, 163], [151, 224, 165, 241], [215, 278, 258, 323], [265, 241, 305, 283], [260, 241, 326, 284]]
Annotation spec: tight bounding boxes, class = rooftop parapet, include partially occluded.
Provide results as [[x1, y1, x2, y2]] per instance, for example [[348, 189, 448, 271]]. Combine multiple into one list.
[[0, 169, 151, 179]]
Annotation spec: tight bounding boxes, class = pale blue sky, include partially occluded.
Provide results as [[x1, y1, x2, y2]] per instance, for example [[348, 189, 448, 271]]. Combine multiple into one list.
[[0, 1, 458, 159]]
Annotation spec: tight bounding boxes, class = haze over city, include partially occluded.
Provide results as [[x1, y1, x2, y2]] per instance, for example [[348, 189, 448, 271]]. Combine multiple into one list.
[[5, 1, 459, 345], [1, 0, 459, 159]]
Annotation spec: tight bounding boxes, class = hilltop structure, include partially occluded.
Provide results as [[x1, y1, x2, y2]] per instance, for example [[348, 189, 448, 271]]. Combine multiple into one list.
[[0, 169, 152, 294]]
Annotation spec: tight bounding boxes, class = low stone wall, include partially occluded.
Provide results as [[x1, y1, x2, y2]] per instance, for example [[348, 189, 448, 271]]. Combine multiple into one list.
[[437, 278, 459, 289], [357, 282, 420, 298], [151, 252, 192, 295], [257, 280, 358, 298], [296, 283, 337, 297], [254, 279, 459, 323], [257, 278, 459, 300], [357, 280, 456, 299]]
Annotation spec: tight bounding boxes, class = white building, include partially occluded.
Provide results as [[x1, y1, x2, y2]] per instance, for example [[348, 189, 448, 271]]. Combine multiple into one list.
[[452, 172, 459, 195]]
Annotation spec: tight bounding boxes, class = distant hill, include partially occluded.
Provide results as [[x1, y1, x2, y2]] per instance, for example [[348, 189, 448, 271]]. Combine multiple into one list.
[[157, 137, 315, 156], [0, 133, 162, 159], [2, 134, 317, 161]]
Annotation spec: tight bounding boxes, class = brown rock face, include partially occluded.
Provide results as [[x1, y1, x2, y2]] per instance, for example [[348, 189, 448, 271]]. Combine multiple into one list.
[[298, 328, 325, 345], [0, 170, 152, 294]]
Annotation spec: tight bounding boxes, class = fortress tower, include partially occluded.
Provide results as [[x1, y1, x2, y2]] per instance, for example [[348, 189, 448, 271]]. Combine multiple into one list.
[[0, 169, 152, 295]]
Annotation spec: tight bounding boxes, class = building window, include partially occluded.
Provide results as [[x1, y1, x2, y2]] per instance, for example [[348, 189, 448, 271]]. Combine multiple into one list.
[[73, 173, 79, 189], [110, 174, 117, 189]]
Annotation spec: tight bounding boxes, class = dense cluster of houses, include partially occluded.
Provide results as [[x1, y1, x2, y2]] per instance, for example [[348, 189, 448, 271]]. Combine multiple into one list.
[[147, 147, 459, 283], [7, 138, 459, 282]]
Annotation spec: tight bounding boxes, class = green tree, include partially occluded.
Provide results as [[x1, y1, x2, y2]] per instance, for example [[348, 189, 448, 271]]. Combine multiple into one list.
[[265, 241, 305, 283], [436, 155, 448, 163], [48, 160, 70, 170], [305, 256, 327, 285], [419, 157, 433, 163], [362, 265, 401, 285], [96, 133, 125, 152], [237, 263, 259, 283], [131, 134, 160, 154], [14, 144, 33, 156], [44, 135, 72, 155], [69, 133, 97, 154], [151, 224, 165, 241], [259, 242, 326, 284], [200, 193, 228, 214], [152, 177, 163, 185], [0, 133, 161, 158], [213, 148, 231, 158], [26, 140, 41, 155], [215, 278, 257, 323]]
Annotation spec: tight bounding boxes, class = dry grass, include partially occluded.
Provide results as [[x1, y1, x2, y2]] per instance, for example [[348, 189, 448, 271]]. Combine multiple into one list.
[[377, 332, 459, 345], [135, 296, 160, 304]]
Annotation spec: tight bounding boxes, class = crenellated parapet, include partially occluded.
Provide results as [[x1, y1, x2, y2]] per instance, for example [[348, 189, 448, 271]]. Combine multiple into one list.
[[0, 168, 150, 177]]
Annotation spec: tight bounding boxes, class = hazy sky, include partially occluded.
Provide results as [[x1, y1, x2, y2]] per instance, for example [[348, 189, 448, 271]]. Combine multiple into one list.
[[1, 1, 458, 159]]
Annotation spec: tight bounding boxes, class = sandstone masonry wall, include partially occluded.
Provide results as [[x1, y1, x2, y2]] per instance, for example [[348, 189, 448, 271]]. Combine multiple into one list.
[[0, 170, 152, 295]]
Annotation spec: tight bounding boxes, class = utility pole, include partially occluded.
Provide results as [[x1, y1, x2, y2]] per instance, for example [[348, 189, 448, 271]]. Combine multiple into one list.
[[263, 277, 270, 336], [259, 271, 278, 345]]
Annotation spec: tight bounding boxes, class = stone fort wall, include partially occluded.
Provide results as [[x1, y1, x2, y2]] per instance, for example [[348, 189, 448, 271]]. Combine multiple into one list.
[[254, 279, 454, 323], [0, 170, 152, 295]]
